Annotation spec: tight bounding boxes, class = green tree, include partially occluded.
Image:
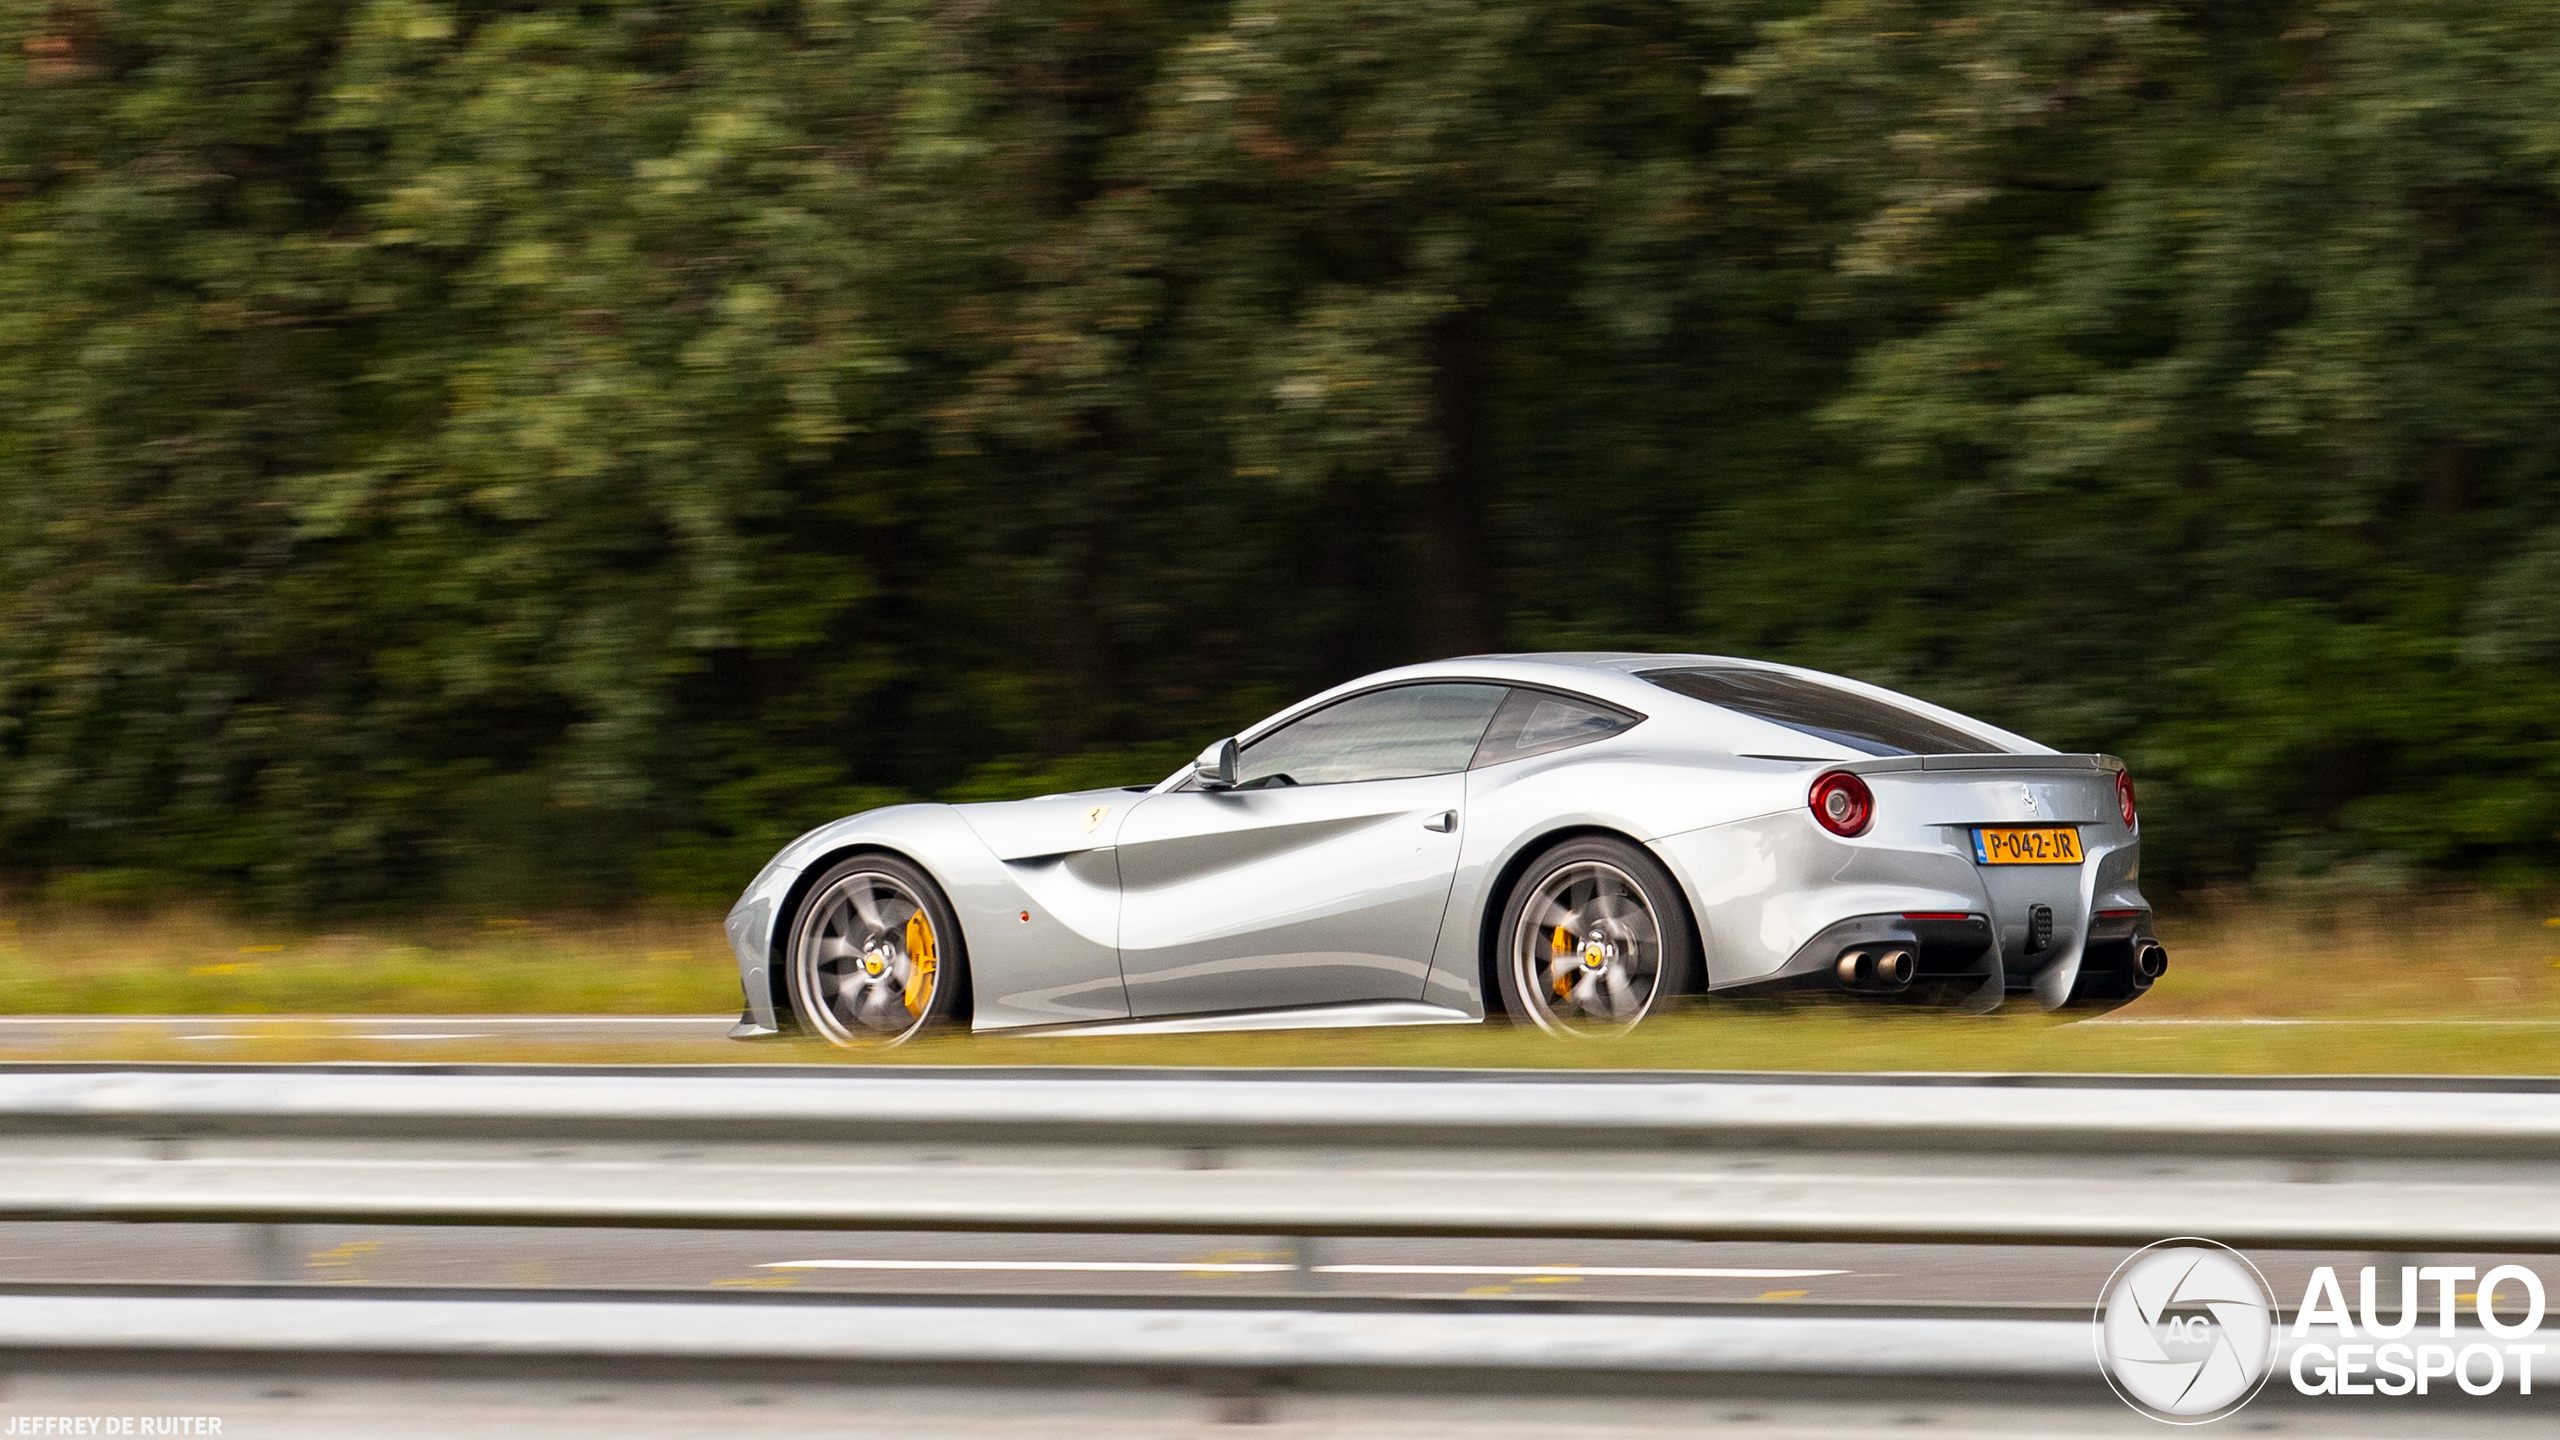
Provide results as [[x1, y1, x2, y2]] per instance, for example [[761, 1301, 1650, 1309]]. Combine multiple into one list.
[[1, 0, 2553, 908]]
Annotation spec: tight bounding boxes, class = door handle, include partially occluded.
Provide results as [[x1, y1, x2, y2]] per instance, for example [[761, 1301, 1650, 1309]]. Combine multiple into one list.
[[1423, 811, 1457, 833]]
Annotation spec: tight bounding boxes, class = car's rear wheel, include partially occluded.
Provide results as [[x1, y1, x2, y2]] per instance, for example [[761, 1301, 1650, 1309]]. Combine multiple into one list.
[[786, 854, 968, 1047], [1495, 837, 1695, 1037]]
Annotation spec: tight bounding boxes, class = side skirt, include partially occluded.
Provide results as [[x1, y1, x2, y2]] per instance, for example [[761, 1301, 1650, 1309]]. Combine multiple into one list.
[[986, 1001, 1481, 1039]]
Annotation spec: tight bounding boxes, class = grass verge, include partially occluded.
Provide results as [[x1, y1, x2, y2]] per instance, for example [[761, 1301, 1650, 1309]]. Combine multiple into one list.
[[0, 908, 728, 1014], [2, 1012, 2556, 1075], [0, 892, 2553, 1073]]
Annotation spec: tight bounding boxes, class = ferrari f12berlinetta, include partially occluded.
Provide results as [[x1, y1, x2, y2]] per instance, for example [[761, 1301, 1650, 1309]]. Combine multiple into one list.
[[725, 653, 2161, 1045]]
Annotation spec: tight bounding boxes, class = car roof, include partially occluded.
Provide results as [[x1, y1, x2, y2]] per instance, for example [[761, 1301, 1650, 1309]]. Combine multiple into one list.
[[1234, 652, 2047, 756]]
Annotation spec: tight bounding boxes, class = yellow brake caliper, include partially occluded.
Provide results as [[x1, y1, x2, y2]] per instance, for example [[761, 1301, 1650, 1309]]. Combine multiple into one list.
[[903, 911, 938, 1016], [1551, 925, 1576, 998]]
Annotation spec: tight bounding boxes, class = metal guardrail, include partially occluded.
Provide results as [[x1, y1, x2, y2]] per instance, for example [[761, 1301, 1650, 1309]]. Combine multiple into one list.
[[5, 1289, 2549, 1437], [0, 1065, 2555, 1250]]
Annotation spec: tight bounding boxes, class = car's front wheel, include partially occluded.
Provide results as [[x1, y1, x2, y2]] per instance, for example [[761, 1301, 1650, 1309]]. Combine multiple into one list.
[[1494, 836, 1696, 1036], [786, 854, 968, 1046]]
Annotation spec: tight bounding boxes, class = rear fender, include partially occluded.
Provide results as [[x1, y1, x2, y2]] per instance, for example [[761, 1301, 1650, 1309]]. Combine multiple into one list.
[[1647, 812, 1994, 990]]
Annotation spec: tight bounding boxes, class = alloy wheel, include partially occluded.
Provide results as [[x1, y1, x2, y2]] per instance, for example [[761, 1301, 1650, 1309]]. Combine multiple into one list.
[[793, 867, 943, 1045], [1509, 859, 1666, 1036]]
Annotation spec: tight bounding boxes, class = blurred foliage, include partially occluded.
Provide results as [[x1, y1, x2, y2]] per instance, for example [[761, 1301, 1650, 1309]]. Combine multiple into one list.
[[1, 0, 2556, 908]]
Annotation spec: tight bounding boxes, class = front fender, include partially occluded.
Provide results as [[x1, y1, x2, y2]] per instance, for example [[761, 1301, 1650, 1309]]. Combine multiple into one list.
[[725, 803, 1132, 1034], [725, 805, 955, 1033]]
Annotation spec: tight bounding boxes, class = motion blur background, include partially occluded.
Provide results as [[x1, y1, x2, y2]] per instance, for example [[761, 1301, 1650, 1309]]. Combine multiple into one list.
[[1, 19, 2556, 1427], [3, 0, 2557, 917]]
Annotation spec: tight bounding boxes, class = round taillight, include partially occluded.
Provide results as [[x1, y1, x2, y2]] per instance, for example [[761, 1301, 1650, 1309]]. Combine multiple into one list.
[[1809, 771, 1873, 838], [2116, 769, 2138, 830]]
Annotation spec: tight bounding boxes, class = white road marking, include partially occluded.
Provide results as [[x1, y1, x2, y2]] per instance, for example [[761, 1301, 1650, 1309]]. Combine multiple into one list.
[[5, 1015, 733, 1025], [180, 1032, 493, 1041], [34, 1015, 734, 1043], [1313, 1265, 1848, 1279], [31, 1012, 2559, 1030], [2082, 1017, 2560, 1026], [759, 1260, 1848, 1279], [763, 1260, 1295, 1273]]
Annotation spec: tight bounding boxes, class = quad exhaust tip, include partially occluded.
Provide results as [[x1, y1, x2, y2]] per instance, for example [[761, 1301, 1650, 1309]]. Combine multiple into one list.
[[2134, 940, 2169, 981], [1835, 947, 1916, 992]]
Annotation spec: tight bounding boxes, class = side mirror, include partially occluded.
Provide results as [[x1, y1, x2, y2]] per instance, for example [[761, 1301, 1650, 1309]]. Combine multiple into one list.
[[1192, 737, 1239, 790]]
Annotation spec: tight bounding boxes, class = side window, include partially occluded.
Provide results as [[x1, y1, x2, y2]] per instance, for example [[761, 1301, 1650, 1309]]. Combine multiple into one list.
[[1235, 684, 1508, 788], [1469, 688, 1640, 768]]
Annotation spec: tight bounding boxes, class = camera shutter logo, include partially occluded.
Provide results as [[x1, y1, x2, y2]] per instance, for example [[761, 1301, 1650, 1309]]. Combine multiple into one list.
[[2096, 1240, 2278, 1423]]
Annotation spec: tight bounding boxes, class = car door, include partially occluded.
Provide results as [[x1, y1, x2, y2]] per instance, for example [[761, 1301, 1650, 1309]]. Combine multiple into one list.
[[1114, 682, 1510, 1017]]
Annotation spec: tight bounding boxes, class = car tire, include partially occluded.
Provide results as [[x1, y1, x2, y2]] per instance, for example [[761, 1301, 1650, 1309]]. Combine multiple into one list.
[[785, 853, 970, 1046], [1493, 836, 1697, 1036]]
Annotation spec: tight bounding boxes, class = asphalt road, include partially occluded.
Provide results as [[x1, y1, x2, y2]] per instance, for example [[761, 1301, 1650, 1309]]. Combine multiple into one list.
[[3, 1221, 2521, 1318], [0, 1015, 741, 1046]]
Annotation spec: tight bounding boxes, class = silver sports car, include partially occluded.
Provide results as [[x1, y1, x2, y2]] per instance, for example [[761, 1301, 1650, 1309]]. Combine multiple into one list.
[[724, 653, 2163, 1045]]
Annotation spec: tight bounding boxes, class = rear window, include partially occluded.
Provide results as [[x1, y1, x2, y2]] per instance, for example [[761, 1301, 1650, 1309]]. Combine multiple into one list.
[[1637, 667, 2005, 757]]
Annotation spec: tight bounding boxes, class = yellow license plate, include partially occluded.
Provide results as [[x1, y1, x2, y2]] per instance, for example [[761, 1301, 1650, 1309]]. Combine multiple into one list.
[[1972, 827, 2084, 865]]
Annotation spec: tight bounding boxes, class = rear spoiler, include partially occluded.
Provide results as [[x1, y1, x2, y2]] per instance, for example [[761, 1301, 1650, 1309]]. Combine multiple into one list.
[[1830, 753, 2125, 775]]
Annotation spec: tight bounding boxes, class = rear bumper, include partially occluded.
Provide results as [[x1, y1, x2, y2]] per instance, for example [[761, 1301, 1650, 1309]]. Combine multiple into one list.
[[1714, 905, 2159, 1014], [1725, 911, 2005, 1011], [1650, 800, 2150, 1013], [2062, 907, 2165, 1012]]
